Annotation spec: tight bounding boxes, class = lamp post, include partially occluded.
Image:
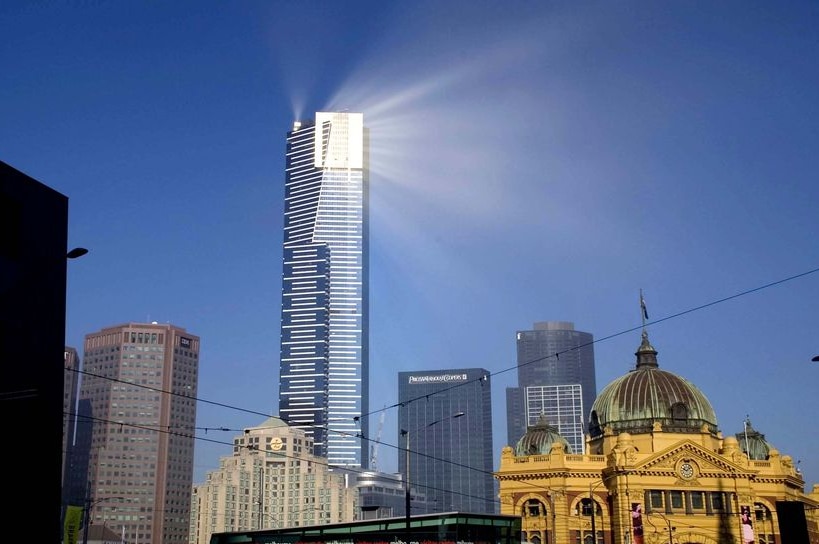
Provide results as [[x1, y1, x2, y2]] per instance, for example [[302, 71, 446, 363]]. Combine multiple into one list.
[[401, 411, 465, 539], [646, 512, 674, 544], [588, 472, 621, 544], [82, 496, 123, 544]]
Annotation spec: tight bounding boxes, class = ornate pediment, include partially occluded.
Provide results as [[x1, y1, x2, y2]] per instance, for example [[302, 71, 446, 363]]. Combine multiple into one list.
[[632, 440, 750, 477]]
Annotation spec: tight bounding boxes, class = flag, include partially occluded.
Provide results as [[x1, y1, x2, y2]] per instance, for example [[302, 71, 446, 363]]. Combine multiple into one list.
[[640, 292, 649, 320]]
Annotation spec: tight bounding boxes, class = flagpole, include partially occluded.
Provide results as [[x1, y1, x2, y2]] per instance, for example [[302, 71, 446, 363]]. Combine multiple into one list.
[[640, 289, 649, 330]]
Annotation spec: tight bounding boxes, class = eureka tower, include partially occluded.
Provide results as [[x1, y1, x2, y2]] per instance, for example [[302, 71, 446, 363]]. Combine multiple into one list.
[[278, 112, 369, 467]]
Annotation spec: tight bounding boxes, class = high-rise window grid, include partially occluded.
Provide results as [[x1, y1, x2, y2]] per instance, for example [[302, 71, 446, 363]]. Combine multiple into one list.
[[279, 113, 369, 467]]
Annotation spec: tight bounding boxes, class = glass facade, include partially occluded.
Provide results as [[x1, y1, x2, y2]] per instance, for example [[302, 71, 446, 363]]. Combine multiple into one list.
[[524, 384, 585, 454], [398, 369, 495, 514], [278, 112, 369, 468], [506, 322, 596, 449]]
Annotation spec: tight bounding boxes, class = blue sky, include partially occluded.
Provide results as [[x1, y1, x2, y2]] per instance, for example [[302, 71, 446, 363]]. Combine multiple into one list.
[[3, 1, 818, 489]]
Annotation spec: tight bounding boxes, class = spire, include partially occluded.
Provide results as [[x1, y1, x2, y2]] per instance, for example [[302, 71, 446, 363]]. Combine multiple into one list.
[[636, 290, 658, 369]]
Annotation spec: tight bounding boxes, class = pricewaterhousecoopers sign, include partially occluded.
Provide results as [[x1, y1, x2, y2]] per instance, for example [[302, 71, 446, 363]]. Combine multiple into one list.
[[408, 374, 468, 384]]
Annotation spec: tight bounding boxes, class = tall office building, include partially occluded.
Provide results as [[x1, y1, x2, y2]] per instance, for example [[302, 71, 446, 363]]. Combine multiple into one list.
[[398, 369, 495, 514], [75, 322, 200, 544], [506, 321, 596, 452], [278, 112, 369, 468]]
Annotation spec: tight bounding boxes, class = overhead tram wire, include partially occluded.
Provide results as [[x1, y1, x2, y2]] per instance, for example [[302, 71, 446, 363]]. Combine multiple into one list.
[[64, 265, 819, 504], [351, 264, 819, 424], [67, 264, 819, 436], [65, 410, 501, 510]]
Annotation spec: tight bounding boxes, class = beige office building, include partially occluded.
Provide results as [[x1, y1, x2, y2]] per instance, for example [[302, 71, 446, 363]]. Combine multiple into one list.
[[78, 322, 200, 544], [189, 417, 357, 544]]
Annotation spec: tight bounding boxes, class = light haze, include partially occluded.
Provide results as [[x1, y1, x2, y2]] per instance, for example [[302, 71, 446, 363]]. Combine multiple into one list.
[[1, 1, 817, 491]]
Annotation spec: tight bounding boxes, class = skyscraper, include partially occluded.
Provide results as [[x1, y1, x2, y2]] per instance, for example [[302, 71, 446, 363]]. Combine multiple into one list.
[[75, 322, 200, 544], [278, 112, 369, 468], [505, 321, 596, 452], [398, 369, 495, 514]]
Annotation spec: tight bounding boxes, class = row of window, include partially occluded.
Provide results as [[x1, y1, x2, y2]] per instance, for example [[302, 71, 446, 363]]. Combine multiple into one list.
[[525, 493, 774, 520]]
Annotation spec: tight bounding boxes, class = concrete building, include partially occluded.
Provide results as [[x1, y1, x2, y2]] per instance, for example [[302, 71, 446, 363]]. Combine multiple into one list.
[[506, 321, 596, 452], [398, 369, 495, 514], [352, 470, 433, 519], [1, 160, 69, 543], [278, 112, 370, 467], [75, 322, 200, 544], [496, 329, 819, 544], [189, 417, 357, 544]]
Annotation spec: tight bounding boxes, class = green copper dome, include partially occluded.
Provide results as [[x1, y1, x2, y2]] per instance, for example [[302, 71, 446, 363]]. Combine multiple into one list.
[[515, 414, 573, 455], [589, 331, 718, 438], [737, 419, 772, 460]]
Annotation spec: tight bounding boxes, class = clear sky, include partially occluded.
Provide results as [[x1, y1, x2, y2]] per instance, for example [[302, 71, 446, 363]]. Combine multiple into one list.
[[3, 1, 818, 491]]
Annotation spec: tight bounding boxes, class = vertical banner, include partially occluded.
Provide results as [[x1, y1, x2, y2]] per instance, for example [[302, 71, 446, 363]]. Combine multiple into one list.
[[741, 505, 755, 544], [630, 503, 645, 544], [64, 505, 83, 544]]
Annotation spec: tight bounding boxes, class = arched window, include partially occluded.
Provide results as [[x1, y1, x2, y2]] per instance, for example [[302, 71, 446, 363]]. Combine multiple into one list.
[[523, 498, 547, 517], [576, 498, 601, 517]]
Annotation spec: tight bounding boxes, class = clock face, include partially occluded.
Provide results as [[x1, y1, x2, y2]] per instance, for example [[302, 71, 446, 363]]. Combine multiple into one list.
[[271, 437, 283, 450], [679, 462, 695, 479]]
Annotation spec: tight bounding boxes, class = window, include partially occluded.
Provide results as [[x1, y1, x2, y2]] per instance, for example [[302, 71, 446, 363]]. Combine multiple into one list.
[[576, 498, 599, 517], [671, 402, 688, 420], [649, 491, 664, 510], [669, 491, 683, 509], [525, 499, 545, 517]]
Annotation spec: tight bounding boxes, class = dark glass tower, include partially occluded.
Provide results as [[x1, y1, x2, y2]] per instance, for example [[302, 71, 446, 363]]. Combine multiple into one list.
[[278, 112, 369, 468], [505, 321, 596, 452], [398, 369, 495, 514]]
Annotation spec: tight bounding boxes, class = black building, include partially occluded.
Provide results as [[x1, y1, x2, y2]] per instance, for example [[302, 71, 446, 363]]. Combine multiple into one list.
[[0, 161, 70, 543]]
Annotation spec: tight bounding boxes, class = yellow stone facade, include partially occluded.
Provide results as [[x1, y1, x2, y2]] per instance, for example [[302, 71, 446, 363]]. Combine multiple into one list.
[[496, 334, 819, 544]]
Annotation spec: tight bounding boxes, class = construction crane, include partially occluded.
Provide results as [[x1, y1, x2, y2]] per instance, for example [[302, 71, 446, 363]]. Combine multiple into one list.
[[370, 408, 386, 471]]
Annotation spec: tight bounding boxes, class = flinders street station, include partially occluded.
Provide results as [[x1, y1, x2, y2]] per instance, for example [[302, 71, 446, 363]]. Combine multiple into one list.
[[495, 329, 819, 544]]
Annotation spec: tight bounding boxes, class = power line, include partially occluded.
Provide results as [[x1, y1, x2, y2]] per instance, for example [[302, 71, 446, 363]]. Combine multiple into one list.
[[355, 264, 819, 423], [67, 411, 501, 508], [65, 265, 819, 505]]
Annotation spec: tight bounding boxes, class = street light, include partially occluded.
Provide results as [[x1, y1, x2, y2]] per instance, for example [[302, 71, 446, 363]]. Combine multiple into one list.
[[82, 496, 123, 544], [401, 411, 465, 537], [646, 511, 675, 544], [66, 247, 89, 259], [588, 472, 622, 544]]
